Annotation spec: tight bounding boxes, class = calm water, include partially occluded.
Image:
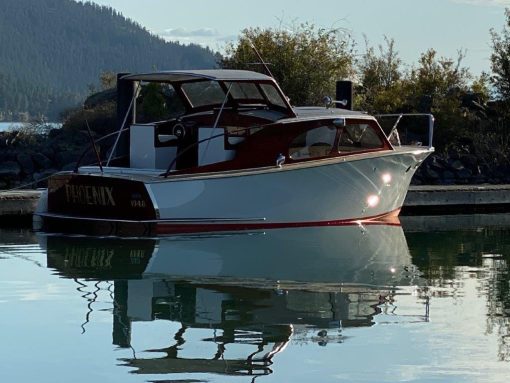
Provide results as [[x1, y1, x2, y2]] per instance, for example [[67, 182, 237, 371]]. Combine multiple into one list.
[[0, 122, 61, 132], [0, 122, 24, 132], [1, 215, 510, 382]]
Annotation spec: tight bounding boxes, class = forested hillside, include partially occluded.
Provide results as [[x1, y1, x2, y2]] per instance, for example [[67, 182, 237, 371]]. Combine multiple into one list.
[[0, 0, 217, 120]]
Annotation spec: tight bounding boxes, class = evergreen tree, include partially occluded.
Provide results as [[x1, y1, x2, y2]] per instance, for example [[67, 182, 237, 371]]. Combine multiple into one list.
[[0, 0, 216, 120]]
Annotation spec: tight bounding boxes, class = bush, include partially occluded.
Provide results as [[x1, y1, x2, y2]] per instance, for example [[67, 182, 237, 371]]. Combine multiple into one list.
[[220, 24, 355, 106]]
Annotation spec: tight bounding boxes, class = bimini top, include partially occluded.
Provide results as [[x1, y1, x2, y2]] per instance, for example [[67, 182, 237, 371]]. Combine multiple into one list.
[[121, 69, 274, 83]]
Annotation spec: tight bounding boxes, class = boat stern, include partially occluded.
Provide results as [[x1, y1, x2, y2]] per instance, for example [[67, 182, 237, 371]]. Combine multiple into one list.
[[36, 172, 158, 235]]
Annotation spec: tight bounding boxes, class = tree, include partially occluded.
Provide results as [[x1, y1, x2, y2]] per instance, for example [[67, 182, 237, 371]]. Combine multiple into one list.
[[220, 24, 355, 106], [356, 37, 409, 113], [490, 8, 510, 101], [408, 49, 472, 147], [99, 71, 117, 90]]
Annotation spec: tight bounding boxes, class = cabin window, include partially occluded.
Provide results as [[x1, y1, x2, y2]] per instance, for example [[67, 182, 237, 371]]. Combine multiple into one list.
[[289, 125, 336, 160], [181, 81, 225, 107], [338, 123, 384, 152]]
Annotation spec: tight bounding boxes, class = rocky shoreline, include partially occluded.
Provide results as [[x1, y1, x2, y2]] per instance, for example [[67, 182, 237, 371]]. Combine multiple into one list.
[[0, 127, 89, 189], [412, 150, 510, 186], [1, 127, 510, 190]]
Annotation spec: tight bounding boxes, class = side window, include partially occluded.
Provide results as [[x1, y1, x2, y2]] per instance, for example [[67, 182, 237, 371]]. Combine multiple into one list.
[[289, 125, 336, 160], [338, 123, 384, 153], [136, 83, 185, 123]]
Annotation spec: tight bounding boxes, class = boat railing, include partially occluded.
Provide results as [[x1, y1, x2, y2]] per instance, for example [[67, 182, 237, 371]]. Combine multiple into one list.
[[73, 128, 130, 172], [375, 113, 434, 149], [161, 125, 264, 178], [161, 132, 226, 177]]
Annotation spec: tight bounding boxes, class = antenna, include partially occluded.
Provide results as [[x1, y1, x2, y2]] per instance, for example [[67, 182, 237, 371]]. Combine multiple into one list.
[[248, 39, 274, 79]]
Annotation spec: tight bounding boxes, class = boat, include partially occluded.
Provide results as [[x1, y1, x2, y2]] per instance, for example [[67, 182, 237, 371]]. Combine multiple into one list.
[[34, 69, 434, 235]]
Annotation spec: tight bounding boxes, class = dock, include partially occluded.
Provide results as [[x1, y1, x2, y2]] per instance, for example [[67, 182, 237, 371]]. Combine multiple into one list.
[[402, 184, 510, 214], [0, 190, 42, 224], [1, 185, 510, 222]]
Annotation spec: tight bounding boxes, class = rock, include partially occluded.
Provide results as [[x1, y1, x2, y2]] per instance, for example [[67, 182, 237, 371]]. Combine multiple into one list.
[[478, 164, 490, 177], [0, 149, 17, 162], [33, 169, 57, 188], [8, 179, 21, 188], [32, 153, 52, 170], [441, 170, 456, 184], [470, 175, 487, 184], [48, 128, 61, 139], [33, 169, 58, 182], [0, 161, 22, 178], [84, 88, 116, 109], [449, 160, 464, 171], [456, 168, 472, 181], [428, 156, 446, 173], [16, 152, 35, 175], [424, 167, 440, 181], [20, 174, 35, 188], [55, 151, 80, 169], [447, 150, 460, 161], [461, 154, 478, 169], [62, 162, 77, 171]]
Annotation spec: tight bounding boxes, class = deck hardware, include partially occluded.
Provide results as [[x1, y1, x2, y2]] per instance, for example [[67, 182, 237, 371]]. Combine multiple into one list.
[[276, 153, 286, 168]]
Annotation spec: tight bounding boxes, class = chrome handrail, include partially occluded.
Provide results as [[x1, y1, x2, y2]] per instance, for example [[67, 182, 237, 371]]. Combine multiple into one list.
[[375, 113, 434, 149]]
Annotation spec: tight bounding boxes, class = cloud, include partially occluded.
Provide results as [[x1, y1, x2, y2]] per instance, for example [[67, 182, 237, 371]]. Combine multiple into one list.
[[450, 0, 510, 6], [160, 27, 219, 38], [157, 27, 237, 50]]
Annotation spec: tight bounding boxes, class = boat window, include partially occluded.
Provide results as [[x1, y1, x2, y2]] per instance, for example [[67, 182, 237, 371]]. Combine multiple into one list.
[[338, 123, 384, 152], [260, 84, 287, 108], [135, 83, 185, 123], [181, 81, 226, 107], [289, 125, 336, 160], [226, 82, 264, 100]]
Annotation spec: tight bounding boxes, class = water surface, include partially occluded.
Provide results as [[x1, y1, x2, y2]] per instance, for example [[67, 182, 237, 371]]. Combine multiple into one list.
[[1, 216, 510, 382], [0, 122, 61, 132]]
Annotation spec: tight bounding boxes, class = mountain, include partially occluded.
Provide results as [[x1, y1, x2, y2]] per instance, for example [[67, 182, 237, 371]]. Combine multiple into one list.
[[0, 0, 217, 120]]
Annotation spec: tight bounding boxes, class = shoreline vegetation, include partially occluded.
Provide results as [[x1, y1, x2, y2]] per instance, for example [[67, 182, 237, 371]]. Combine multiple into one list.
[[1, 9, 509, 190]]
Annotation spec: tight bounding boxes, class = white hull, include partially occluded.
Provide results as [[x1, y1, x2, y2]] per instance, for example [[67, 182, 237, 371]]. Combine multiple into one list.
[[36, 147, 431, 235], [147, 147, 429, 230]]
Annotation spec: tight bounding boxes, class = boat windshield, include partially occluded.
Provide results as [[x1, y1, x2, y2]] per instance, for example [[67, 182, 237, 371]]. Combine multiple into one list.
[[181, 81, 225, 107], [180, 80, 288, 109]]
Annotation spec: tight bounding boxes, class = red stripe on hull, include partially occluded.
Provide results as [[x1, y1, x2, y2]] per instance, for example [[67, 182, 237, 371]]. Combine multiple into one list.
[[154, 209, 401, 235], [40, 209, 401, 236]]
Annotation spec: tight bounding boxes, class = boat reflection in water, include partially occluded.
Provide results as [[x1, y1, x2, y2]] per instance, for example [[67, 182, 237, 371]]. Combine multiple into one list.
[[40, 223, 427, 378]]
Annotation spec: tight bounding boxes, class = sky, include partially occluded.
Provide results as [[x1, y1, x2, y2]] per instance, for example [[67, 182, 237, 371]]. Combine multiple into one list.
[[88, 0, 510, 76]]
